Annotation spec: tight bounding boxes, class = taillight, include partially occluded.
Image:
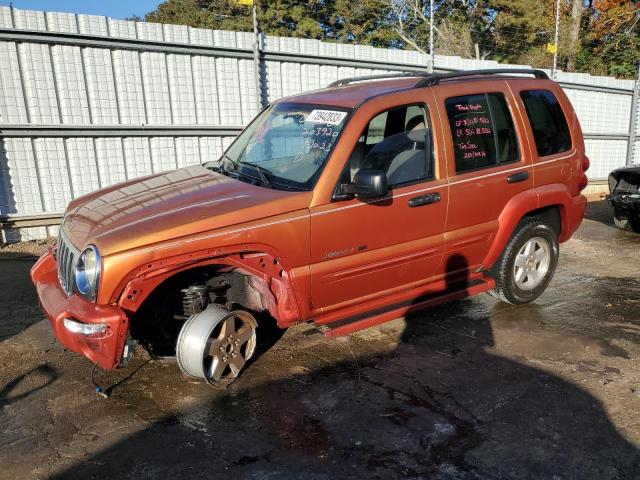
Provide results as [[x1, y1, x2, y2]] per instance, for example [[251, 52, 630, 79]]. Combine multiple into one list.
[[582, 156, 590, 172], [578, 176, 588, 191]]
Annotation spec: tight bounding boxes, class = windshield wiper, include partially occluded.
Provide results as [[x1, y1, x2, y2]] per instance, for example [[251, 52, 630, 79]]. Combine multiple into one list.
[[238, 161, 273, 188]]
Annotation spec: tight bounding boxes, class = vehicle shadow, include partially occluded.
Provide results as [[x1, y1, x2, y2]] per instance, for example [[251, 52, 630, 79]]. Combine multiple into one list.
[[46, 255, 640, 479], [583, 199, 615, 227], [0, 253, 43, 343]]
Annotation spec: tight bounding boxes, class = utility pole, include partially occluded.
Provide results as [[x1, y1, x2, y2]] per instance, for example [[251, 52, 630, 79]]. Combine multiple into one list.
[[627, 62, 640, 165], [552, 0, 560, 79], [252, 1, 264, 110], [429, 0, 434, 73]]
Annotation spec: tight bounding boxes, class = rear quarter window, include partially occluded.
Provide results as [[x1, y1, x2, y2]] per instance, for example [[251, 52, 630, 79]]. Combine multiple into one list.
[[520, 90, 572, 157]]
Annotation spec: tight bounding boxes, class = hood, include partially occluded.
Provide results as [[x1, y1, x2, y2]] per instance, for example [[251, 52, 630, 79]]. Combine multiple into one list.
[[63, 165, 311, 256]]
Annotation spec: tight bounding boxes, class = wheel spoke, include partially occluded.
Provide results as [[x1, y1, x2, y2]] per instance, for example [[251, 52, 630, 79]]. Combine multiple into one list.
[[228, 355, 246, 375], [207, 338, 224, 356], [514, 266, 526, 283], [236, 324, 254, 345], [527, 268, 540, 285], [209, 357, 227, 381], [219, 316, 236, 339], [533, 247, 546, 263], [524, 240, 535, 256], [515, 254, 527, 268]]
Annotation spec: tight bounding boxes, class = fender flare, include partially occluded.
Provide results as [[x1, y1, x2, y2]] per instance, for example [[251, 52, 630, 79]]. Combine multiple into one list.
[[113, 243, 303, 328], [481, 184, 579, 268]]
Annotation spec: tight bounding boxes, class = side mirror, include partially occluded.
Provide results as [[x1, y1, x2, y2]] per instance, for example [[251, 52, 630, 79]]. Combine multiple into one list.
[[350, 169, 388, 199]]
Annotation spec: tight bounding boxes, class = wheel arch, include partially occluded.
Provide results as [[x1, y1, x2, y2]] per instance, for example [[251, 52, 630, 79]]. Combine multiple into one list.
[[482, 184, 580, 269], [114, 244, 302, 328]]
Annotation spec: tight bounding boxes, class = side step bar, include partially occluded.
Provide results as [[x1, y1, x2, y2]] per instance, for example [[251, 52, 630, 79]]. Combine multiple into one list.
[[314, 278, 495, 338]]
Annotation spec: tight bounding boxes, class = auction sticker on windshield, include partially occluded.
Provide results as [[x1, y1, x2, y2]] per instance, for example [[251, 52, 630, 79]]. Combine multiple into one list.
[[307, 109, 348, 125]]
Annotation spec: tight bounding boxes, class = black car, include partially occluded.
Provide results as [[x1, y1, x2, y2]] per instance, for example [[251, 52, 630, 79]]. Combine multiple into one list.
[[608, 164, 640, 232]]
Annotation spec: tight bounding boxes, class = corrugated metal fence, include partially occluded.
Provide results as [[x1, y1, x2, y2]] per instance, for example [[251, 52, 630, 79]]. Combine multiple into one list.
[[0, 6, 638, 242]]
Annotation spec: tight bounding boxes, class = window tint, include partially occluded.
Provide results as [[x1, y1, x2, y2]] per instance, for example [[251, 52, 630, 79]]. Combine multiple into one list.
[[445, 93, 520, 173], [520, 90, 572, 157], [349, 104, 435, 187]]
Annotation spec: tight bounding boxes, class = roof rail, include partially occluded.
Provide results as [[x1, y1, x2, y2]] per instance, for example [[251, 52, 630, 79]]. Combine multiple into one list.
[[328, 72, 431, 88], [327, 68, 549, 90], [415, 68, 548, 87]]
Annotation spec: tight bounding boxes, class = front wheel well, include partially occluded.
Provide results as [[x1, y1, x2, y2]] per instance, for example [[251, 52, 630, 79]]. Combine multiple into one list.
[[128, 265, 281, 358]]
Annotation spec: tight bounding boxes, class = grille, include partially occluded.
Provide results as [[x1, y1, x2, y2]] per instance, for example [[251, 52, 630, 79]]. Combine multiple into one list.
[[56, 230, 79, 297]]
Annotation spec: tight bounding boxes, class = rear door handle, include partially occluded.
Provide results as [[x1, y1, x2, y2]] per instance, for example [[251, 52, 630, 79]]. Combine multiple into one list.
[[507, 171, 530, 183], [408, 192, 441, 208]]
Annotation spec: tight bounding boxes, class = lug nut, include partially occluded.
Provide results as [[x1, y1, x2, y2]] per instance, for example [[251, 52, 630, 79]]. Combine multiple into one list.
[[219, 345, 225, 352]]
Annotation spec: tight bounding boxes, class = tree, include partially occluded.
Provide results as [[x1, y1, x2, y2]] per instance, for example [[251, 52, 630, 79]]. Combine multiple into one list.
[[579, 0, 639, 77], [137, 0, 640, 78]]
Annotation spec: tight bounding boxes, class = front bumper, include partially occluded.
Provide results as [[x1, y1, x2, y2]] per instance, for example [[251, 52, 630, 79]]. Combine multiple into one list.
[[607, 193, 640, 212], [30, 250, 129, 370]]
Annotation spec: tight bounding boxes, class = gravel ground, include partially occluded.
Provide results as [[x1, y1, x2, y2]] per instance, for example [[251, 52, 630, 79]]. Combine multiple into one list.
[[0, 200, 639, 480]]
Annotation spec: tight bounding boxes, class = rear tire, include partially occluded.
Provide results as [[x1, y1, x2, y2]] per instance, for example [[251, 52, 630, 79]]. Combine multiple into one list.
[[488, 217, 559, 305], [614, 212, 640, 233]]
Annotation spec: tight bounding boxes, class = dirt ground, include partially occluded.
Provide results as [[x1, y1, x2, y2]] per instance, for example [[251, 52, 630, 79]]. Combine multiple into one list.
[[1, 200, 639, 480]]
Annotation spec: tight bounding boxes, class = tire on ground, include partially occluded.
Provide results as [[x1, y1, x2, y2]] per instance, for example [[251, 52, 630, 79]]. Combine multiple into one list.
[[613, 211, 640, 233], [488, 216, 559, 305]]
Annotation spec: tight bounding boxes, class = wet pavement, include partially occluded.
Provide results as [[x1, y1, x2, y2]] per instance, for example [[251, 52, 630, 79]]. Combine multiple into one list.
[[1, 201, 640, 479]]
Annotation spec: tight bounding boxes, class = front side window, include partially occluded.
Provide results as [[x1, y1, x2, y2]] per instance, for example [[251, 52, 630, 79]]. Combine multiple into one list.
[[348, 104, 435, 188], [445, 93, 520, 173], [208, 102, 350, 190], [520, 90, 572, 157]]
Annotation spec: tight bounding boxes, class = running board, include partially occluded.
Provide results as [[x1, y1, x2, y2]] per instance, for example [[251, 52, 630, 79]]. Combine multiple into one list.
[[315, 278, 495, 338]]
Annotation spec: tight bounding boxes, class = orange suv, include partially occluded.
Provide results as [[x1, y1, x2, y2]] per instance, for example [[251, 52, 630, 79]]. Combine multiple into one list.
[[31, 69, 589, 387]]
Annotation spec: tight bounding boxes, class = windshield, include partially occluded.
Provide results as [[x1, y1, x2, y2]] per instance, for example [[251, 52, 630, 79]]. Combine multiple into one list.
[[206, 102, 350, 190]]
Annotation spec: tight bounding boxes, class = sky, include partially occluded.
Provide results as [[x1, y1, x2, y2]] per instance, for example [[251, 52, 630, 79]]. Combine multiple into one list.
[[0, 0, 160, 20]]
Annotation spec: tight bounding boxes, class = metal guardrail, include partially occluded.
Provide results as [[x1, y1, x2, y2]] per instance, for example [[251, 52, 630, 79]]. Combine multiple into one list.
[[0, 125, 244, 137]]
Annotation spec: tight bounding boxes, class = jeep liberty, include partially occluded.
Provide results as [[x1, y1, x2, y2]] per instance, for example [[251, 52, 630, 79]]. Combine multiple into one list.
[[31, 69, 589, 388]]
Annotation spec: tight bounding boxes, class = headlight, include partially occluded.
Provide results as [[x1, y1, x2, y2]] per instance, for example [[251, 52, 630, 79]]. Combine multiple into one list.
[[75, 245, 101, 300]]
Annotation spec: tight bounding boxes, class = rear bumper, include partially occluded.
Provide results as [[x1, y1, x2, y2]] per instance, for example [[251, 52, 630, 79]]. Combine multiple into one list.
[[30, 250, 128, 370], [562, 194, 587, 241]]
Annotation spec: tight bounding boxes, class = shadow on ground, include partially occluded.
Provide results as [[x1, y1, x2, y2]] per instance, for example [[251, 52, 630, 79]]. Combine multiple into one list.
[[43, 260, 640, 479], [0, 252, 42, 342]]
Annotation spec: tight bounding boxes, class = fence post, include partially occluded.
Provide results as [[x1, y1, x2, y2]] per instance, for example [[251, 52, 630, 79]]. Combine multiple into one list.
[[627, 63, 640, 165], [551, 0, 560, 79], [252, 1, 265, 110], [429, 0, 434, 73]]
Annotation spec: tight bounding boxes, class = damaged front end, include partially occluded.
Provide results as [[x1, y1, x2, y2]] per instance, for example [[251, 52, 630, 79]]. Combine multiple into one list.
[[607, 165, 640, 232]]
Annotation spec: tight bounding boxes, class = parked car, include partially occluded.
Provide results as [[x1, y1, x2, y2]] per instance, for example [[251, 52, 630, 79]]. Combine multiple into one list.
[[608, 164, 640, 232], [31, 69, 589, 388]]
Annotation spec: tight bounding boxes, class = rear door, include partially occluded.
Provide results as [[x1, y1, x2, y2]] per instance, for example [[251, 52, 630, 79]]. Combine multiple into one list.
[[434, 81, 533, 271]]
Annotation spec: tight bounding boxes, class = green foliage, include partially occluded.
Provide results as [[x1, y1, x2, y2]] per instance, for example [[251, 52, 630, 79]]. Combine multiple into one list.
[[139, 0, 640, 79]]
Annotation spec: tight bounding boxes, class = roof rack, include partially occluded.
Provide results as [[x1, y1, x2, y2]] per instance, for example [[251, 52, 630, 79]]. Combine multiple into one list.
[[327, 72, 430, 88], [415, 68, 549, 87], [327, 68, 549, 89]]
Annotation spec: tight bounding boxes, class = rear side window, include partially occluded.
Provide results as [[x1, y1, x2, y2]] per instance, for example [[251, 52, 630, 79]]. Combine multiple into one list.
[[445, 93, 520, 173], [520, 90, 572, 157]]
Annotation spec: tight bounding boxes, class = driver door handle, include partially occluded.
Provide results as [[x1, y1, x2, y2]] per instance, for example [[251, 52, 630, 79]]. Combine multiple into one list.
[[408, 192, 441, 208]]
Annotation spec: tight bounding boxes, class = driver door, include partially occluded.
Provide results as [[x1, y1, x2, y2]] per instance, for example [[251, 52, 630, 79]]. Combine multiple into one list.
[[309, 102, 449, 310]]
